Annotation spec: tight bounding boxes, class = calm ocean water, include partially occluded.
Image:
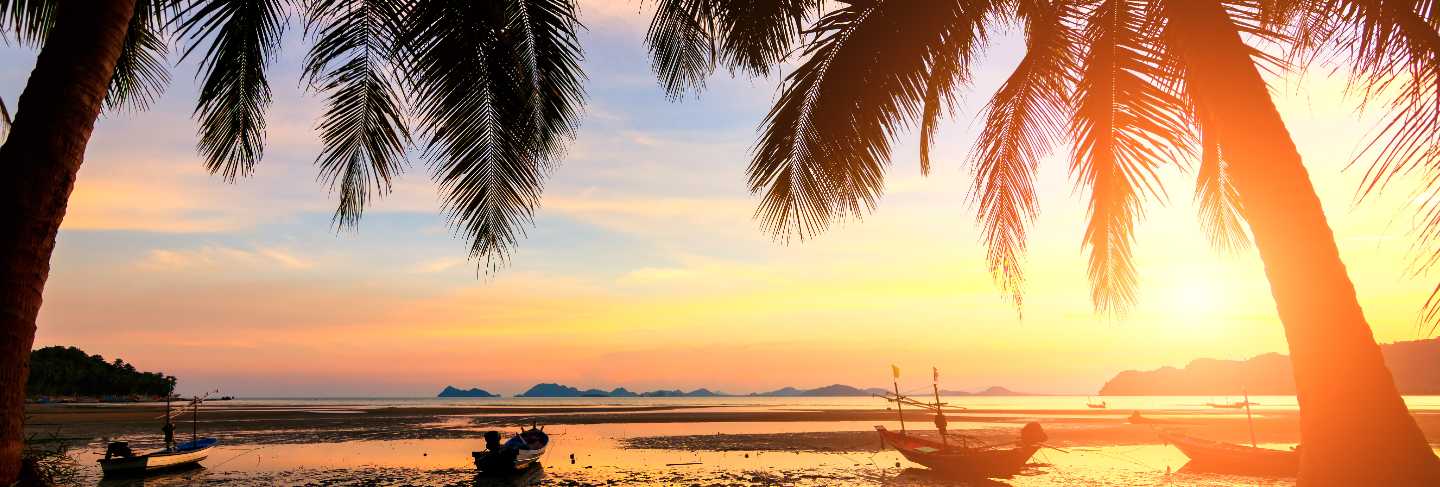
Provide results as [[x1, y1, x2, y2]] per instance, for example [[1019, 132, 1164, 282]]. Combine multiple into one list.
[[169, 394, 1440, 412]]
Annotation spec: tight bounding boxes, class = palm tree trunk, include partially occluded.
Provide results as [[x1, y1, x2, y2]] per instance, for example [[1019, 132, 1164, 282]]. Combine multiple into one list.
[[0, 0, 136, 482], [1169, 1, 1439, 484]]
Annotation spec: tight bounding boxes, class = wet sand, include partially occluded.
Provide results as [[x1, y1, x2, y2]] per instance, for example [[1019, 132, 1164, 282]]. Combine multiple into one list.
[[26, 401, 1440, 485]]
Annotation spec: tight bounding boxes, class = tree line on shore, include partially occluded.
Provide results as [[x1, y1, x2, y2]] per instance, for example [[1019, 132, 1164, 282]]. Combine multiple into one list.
[[26, 346, 175, 399]]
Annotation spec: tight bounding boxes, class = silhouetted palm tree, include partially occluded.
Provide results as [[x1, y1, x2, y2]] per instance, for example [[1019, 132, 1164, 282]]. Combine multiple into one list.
[[0, 0, 583, 481], [645, 0, 1438, 483]]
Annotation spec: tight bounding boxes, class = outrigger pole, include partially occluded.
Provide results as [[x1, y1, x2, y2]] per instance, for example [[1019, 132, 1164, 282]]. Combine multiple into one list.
[[892, 365, 905, 434], [1243, 388, 1256, 448]]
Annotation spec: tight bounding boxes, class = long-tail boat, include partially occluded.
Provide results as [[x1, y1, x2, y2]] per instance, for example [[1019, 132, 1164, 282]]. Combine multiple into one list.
[[1160, 431, 1297, 475], [874, 366, 1045, 478], [99, 392, 220, 477], [1164, 389, 1297, 476]]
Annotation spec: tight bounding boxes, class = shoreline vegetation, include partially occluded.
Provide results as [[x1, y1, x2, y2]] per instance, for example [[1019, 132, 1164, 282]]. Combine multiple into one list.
[[24, 347, 174, 404]]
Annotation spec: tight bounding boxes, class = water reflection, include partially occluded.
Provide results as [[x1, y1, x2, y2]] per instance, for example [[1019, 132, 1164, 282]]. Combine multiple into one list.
[[469, 463, 545, 486], [94, 464, 205, 487]]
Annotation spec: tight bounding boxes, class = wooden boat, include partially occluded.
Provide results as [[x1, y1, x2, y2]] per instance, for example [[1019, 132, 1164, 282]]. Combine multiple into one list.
[[873, 366, 1044, 478], [1086, 397, 1107, 409], [99, 437, 216, 476], [876, 426, 1041, 478], [1207, 401, 1255, 409], [1160, 431, 1297, 476], [473, 425, 549, 474], [100, 392, 220, 477]]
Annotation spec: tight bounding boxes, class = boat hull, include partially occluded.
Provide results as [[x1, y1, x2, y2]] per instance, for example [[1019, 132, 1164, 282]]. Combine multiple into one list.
[[99, 445, 213, 476], [473, 427, 549, 475], [876, 426, 1039, 478], [1160, 431, 1297, 476]]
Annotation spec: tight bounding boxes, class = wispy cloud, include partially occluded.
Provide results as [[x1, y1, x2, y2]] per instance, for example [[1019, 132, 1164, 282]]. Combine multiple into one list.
[[138, 245, 315, 271]]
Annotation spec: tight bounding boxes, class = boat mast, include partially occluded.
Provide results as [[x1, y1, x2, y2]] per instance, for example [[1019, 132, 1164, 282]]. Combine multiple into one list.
[[192, 395, 199, 444], [1243, 388, 1256, 448], [931, 367, 947, 447], [892, 365, 905, 434]]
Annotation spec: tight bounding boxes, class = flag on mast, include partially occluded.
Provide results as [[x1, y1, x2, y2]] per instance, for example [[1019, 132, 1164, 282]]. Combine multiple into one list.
[[933, 367, 939, 383], [891, 365, 900, 379]]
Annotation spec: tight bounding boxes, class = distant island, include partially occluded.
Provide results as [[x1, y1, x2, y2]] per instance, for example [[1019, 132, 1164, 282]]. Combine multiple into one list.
[[1100, 337, 1440, 395], [27, 346, 176, 401], [515, 383, 726, 397], [507, 382, 1033, 397], [437, 386, 499, 398], [751, 384, 889, 396]]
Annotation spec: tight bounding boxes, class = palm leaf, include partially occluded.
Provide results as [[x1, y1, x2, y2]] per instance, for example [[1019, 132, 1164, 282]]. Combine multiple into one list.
[[1154, 0, 1276, 254], [302, 0, 412, 228], [0, 95, 11, 143], [0, 0, 55, 45], [403, 0, 585, 271], [106, 0, 174, 113], [644, 0, 822, 100], [1193, 122, 1250, 252], [176, 0, 288, 181], [968, 0, 1081, 309], [1069, 0, 1189, 315], [750, 0, 991, 239]]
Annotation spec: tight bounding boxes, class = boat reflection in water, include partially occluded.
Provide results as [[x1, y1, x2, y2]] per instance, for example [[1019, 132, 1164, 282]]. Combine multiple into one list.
[[469, 463, 545, 487]]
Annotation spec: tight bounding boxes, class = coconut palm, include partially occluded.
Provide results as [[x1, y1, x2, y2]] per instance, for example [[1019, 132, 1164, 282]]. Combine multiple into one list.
[[644, 0, 1438, 483], [0, 0, 584, 481]]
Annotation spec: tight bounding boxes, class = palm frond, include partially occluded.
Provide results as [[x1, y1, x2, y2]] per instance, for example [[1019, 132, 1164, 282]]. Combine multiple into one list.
[[403, 0, 586, 271], [644, 0, 822, 99], [1194, 124, 1251, 252], [1070, 0, 1189, 315], [967, 0, 1080, 309], [302, 0, 412, 228], [646, 0, 716, 98], [0, 95, 11, 143], [0, 0, 55, 45], [1329, 0, 1440, 197], [750, 0, 991, 239], [1154, 0, 1273, 254], [177, 0, 288, 181], [106, 0, 173, 113]]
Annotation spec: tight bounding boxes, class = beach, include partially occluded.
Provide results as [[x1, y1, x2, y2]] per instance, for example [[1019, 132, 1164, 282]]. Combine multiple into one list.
[[26, 396, 1440, 486]]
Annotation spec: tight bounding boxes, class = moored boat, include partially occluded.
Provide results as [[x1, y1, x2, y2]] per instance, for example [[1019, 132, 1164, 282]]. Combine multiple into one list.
[[99, 438, 217, 476], [877, 425, 1043, 478], [99, 391, 221, 477], [874, 365, 1045, 479], [1160, 430, 1297, 476], [473, 425, 549, 474]]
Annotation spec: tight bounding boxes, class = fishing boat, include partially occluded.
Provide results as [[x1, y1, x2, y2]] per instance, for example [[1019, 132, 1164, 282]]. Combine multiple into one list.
[[99, 392, 220, 477], [472, 424, 549, 474], [1165, 389, 1296, 476], [874, 366, 1045, 478], [1160, 431, 1297, 475], [1086, 397, 1107, 409], [876, 425, 1044, 478], [1206, 401, 1256, 409], [99, 438, 217, 476]]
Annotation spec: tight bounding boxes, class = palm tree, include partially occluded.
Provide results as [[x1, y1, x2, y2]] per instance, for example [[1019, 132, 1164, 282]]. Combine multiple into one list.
[[644, 0, 1438, 483], [0, 0, 584, 481]]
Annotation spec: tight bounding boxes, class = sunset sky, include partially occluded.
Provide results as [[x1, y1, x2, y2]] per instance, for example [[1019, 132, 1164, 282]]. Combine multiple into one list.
[[4, 3, 1435, 397]]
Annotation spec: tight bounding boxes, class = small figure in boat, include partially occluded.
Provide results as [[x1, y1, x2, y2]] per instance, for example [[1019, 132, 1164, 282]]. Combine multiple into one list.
[[103, 441, 134, 460], [478, 430, 520, 471]]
